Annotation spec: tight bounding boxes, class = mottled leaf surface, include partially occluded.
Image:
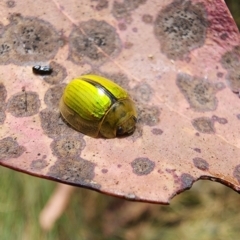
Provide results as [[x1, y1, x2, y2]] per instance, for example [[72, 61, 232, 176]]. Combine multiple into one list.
[[0, 0, 239, 204]]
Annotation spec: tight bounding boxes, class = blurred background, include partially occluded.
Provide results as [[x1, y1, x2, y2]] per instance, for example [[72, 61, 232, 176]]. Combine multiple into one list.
[[0, 1, 239, 239], [1, 168, 240, 240], [226, 0, 240, 30]]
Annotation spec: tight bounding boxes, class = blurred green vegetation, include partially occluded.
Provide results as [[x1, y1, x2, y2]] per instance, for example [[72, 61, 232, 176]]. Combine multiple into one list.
[[225, 0, 240, 29], [0, 166, 240, 240]]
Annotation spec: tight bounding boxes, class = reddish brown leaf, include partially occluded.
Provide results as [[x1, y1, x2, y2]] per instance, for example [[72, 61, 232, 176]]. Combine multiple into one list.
[[0, 0, 239, 204]]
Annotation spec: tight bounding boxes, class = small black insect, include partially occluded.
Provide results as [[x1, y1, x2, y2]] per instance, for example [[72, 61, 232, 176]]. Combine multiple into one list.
[[32, 65, 53, 75]]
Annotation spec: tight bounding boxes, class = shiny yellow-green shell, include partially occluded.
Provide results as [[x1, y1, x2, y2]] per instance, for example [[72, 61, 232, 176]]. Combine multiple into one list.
[[59, 74, 137, 138]]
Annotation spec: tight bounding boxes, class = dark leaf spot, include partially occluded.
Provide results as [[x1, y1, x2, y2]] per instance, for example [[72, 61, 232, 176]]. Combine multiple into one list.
[[212, 115, 228, 124], [193, 157, 209, 171], [95, 0, 108, 11], [151, 128, 163, 135], [154, 1, 208, 60], [101, 168, 108, 173], [221, 46, 240, 93], [193, 148, 201, 153], [0, 83, 7, 124], [233, 164, 240, 184], [0, 15, 62, 65], [131, 157, 155, 176], [142, 14, 153, 24], [69, 19, 121, 66], [30, 159, 48, 170], [39, 109, 77, 139], [0, 137, 25, 160], [7, 91, 40, 117], [51, 135, 86, 159], [192, 117, 215, 134], [112, 0, 147, 21], [177, 73, 218, 112], [217, 72, 224, 78], [6, 1, 16, 8], [138, 106, 160, 126], [48, 157, 100, 189], [44, 84, 66, 110], [42, 61, 67, 85], [132, 83, 153, 104], [180, 173, 194, 190]]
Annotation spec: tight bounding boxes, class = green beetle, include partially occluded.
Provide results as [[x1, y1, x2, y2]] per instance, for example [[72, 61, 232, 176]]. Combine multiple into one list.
[[59, 74, 137, 138]]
